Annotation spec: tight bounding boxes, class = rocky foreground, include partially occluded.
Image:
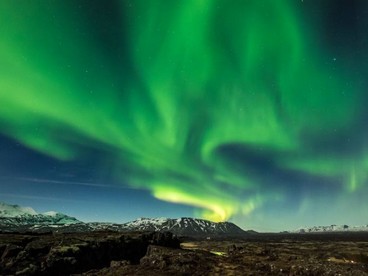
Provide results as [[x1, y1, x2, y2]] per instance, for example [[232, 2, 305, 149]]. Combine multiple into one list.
[[0, 231, 179, 275], [1, 231, 368, 275]]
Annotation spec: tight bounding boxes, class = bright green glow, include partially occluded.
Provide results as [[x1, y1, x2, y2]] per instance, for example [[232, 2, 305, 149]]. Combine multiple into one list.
[[0, 1, 365, 222], [153, 186, 235, 222]]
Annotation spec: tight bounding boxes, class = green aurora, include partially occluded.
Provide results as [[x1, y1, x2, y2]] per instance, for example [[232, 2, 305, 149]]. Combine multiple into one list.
[[0, 0, 367, 224]]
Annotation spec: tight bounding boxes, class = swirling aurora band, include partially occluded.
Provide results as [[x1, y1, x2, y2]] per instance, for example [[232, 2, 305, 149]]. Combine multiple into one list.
[[0, 0, 367, 223]]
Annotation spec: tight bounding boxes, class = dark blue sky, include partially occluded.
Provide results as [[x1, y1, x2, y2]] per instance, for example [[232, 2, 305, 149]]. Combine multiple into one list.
[[0, 134, 194, 222]]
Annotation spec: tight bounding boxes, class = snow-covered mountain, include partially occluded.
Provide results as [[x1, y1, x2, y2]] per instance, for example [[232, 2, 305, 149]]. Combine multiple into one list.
[[0, 202, 80, 231], [294, 224, 368, 233], [0, 202, 38, 217], [120, 217, 248, 237], [0, 202, 250, 237]]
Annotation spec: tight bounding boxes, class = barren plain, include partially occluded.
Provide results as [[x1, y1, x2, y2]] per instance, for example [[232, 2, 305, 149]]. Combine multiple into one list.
[[1, 231, 368, 275]]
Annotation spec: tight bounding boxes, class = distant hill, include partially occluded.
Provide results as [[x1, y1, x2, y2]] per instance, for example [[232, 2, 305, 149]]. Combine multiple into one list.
[[293, 224, 368, 233]]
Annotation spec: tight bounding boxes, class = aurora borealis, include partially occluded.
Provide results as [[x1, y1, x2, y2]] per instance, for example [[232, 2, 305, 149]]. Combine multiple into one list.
[[1, 0, 368, 231]]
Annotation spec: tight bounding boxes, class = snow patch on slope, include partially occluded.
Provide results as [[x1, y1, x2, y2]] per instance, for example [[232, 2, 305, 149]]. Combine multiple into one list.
[[43, 211, 58, 217]]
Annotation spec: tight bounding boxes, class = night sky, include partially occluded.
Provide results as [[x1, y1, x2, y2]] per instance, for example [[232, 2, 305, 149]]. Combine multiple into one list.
[[1, 0, 368, 232]]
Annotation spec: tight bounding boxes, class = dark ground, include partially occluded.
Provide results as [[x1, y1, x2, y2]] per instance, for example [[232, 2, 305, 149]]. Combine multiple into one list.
[[1, 231, 368, 275]]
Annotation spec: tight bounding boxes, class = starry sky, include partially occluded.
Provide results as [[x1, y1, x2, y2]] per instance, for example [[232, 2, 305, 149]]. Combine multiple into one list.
[[0, 0, 368, 232]]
